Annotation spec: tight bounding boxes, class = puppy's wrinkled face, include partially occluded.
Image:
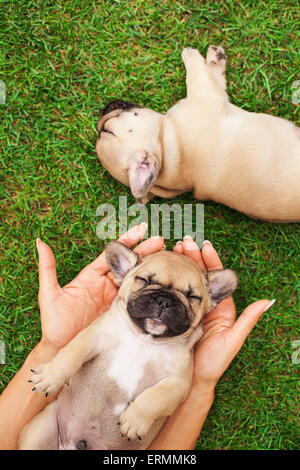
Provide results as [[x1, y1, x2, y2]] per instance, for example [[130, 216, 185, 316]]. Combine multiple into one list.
[[96, 100, 163, 199], [105, 241, 238, 339]]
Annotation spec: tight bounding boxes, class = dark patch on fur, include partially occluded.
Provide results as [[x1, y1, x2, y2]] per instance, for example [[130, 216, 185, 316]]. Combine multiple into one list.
[[102, 99, 141, 116], [217, 52, 226, 60]]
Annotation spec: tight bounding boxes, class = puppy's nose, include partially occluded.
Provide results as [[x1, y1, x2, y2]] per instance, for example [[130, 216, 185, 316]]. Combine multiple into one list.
[[156, 295, 173, 309]]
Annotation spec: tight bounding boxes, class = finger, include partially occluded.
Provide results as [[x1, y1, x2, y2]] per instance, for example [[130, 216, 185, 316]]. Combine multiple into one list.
[[133, 236, 165, 256], [230, 299, 275, 350], [118, 223, 148, 245], [37, 238, 59, 294], [88, 223, 148, 274], [173, 241, 183, 254], [201, 240, 223, 271], [182, 236, 206, 272]]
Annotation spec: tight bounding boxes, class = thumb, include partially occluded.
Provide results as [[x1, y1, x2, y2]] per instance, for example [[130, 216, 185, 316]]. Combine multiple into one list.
[[230, 299, 276, 349], [37, 238, 59, 295]]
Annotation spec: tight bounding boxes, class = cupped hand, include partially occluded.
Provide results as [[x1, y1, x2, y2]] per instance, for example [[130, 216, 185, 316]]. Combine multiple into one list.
[[174, 238, 275, 387], [37, 224, 164, 351]]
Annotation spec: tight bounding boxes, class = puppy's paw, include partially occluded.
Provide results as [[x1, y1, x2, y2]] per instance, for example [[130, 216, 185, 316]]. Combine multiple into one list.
[[206, 45, 226, 68], [29, 363, 68, 396], [181, 47, 202, 65], [119, 403, 153, 441]]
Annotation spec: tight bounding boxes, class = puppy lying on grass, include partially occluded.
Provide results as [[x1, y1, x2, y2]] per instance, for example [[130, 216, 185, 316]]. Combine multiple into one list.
[[96, 46, 300, 222]]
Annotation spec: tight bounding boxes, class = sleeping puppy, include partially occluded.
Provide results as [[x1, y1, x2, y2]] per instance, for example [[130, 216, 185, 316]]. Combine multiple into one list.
[[19, 242, 237, 450], [96, 46, 300, 222]]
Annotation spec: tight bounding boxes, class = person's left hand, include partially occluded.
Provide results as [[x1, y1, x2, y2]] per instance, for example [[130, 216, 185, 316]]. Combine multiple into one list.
[[37, 224, 164, 351], [173, 238, 273, 389]]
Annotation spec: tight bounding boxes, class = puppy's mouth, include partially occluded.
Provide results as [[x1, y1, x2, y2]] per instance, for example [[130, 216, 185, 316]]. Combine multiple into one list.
[[100, 126, 115, 137], [144, 317, 168, 336], [97, 109, 122, 139], [127, 291, 190, 338]]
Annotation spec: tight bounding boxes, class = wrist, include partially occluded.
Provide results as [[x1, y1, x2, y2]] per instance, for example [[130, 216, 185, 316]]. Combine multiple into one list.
[[149, 378, 215, 450], [192, 377, 216, 398], [27, 339, 59, 365], [188, 380, 215, 410]]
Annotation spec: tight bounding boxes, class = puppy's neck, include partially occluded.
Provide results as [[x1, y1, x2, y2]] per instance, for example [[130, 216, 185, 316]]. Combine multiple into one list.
[[156, 115, 190, 191]]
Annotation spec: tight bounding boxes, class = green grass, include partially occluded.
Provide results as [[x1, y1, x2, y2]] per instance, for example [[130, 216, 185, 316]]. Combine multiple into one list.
[[0, 0, 299, 450]]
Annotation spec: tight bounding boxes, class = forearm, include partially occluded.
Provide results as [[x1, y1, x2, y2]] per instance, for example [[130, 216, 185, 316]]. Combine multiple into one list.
[[0, 340, 58, 450], [149, 382, 215, 450]]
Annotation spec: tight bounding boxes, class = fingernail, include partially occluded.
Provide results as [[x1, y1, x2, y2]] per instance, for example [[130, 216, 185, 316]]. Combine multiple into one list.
[[176, 241, 182, 245], [183, 235, 193, 241], [263, 299, 276, 312], [36, 238, 41, 251], [140, 223, 148, 230], [202, 240, 212, 247]]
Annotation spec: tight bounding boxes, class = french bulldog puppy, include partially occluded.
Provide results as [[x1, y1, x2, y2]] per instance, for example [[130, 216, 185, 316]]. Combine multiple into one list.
[[96, 46, 300, 222], [19, 242, 237, 450]]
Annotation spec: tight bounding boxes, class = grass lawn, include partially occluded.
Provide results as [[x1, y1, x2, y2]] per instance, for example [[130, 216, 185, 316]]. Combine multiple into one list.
[[0, 0, 299, 450]]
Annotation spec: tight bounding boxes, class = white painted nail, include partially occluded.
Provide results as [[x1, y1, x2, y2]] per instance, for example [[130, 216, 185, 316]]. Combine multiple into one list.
[[36, 238, 41, 251], [202, 240, 212, 247], [140, 222, 148, 230], [263, 299, 276, 312], [183, 235, 193, 241]]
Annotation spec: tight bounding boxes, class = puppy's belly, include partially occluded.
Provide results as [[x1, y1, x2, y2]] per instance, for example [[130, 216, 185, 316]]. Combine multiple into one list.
[[56, 348, 166, 450], [57, 389, 135, 450]]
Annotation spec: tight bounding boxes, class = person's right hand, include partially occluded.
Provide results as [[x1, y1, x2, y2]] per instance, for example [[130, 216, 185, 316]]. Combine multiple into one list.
[[37, 224, 164, 352], [174, 238, 275, 388]]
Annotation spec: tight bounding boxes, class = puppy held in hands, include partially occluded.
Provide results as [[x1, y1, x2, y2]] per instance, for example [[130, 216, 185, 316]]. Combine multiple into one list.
[[19, 242, 237, 450], [96, 46, 300, 222]]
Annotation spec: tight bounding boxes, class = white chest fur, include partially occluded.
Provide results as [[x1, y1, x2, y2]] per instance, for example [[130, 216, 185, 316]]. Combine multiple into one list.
[[106, 314, 174, 402]]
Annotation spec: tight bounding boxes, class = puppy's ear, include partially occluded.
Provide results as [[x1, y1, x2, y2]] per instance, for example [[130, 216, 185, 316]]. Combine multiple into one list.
[[105, 241, 140, 286], [129, 152, 159, 198], [102, 100, 140, 116], [207, 269, 238, 308]]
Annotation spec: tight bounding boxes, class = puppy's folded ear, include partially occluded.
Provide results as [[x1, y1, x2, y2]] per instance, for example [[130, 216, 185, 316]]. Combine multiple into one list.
[[129, 152, 159, 198], [207, 269, 238, 308], [105, 241, 140, 286], [102, 100, 140, 116]]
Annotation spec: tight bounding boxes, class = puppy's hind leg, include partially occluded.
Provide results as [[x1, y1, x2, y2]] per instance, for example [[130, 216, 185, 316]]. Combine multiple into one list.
[[18, 400, 59, 449], [206, 45, 228, 93]]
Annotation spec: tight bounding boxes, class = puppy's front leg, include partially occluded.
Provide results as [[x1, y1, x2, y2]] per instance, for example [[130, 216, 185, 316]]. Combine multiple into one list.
[[30, 319, 106, 396], [119, 376, 190, 440], [206, 45, 228, 93], [182, 47, 227, 105]]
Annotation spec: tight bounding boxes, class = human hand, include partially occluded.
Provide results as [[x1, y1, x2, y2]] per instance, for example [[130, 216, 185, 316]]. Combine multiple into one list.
[[37, 224, 164, 351], [174, 238, 275, 388]]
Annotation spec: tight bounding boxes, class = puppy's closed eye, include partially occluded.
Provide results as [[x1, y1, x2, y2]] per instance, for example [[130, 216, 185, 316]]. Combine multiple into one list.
[[185, 288, 202, 302], [135, 275, 155, 286], [187, 295, 202, 302]]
